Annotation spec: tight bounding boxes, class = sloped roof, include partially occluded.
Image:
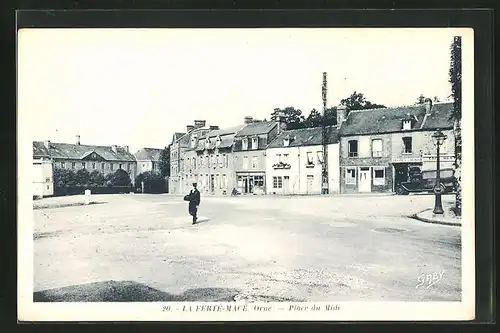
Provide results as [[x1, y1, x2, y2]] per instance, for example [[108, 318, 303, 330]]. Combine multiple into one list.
[[173, 132, 185, 141], [235, 121, 277, 137], [267, 126, 339, 149], [134, 148, 163, 161], [339, 102, 454, 136], [203, 125, 247, 138], [33, 141, 136, 161], [193, 125, 246, 151]]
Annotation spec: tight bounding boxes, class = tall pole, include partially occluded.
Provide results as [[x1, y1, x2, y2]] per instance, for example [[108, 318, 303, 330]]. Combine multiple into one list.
[[433, 137, 444, 214], [321, 72, 329, 194]]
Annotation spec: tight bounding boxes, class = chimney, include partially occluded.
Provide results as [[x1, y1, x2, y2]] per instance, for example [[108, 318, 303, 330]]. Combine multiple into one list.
[[123, 145, 129, 153], [44, 140, 51, 149], [76, 135, 80, 145], [186, 125, 195, 132], [276, 112, 286, 134], [209, 125, 219, 130], [111, 145, 117, 153], [336, 105, 347, 127], [424, 98, 433, 115], [244, 116, 253, 124], [194, 120, 206, 128]]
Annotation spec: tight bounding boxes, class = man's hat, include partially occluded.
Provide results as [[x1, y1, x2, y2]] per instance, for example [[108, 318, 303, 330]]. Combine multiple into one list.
[[192, 182, 197, 187]]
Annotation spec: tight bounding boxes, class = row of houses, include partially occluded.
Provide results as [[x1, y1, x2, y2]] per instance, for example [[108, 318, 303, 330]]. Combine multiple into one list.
[[169, 99, 456, 195], [32, 136, 164, 197]]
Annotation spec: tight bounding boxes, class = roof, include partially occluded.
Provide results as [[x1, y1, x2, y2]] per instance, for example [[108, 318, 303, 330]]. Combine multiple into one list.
[[267, 126, 339, 149], [339, 102, 454, 136], [173, 132, 185, 141], [235, 121, 277, 137], [192, 125, 246, 151], [33, 141, 136, 161], [176, 127, 210, 148], [202, 125, 247, 138], [134, 148, 163, 161]]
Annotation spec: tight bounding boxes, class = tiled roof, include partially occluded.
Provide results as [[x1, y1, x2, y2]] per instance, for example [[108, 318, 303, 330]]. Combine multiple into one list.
[[193, 125, 246, 151], [33, 141, 136, 161], [339, 102, 454, 136], [267, 126, 339, 149], [134, 148, 163, 161], [235, 121, 277, 137], [202, 125, 247, 138]]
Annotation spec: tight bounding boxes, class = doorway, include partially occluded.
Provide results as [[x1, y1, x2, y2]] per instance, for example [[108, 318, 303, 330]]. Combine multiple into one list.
[[306, 175, 314, 194], [283, 176, 290, 194], [210, 175, 215, 193], [358, 167, 371, 192]]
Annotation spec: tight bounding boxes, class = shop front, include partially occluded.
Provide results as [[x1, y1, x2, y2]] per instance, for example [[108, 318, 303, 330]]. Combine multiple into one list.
[[236, 172, 266, 195]]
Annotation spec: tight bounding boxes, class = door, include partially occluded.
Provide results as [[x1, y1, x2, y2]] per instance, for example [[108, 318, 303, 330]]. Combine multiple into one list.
[[249, 177, 254, 193], [358, 167, 371, 192], [283, 176, 290, 194], [243, 177, 248, 193], [394, 164, 409, 189], [306, 175, 314, 194]]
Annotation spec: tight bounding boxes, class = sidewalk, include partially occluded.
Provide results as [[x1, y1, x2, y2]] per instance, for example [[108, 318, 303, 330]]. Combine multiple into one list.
[[412, 201, 461, 227]]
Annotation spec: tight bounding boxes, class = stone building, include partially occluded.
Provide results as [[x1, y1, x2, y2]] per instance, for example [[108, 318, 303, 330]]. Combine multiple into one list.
[[232, 117, 283, 195], [134, 147, 164, 175], [33, 135, 137, 186], [266, 125, 340, 195], [338, 100, 455, 193]]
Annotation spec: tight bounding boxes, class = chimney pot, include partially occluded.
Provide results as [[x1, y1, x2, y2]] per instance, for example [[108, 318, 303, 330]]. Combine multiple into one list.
[[244, 116, 254, 124], [186, 125, 195, 132], [209, 125, 219, 130], [111, 145, 117, 153], [76, 135, 80, 145], [44, 140, 51, 149], [336, 105, 347, 126], [194, 120, 206, 128], [424, 98, 433, 114]]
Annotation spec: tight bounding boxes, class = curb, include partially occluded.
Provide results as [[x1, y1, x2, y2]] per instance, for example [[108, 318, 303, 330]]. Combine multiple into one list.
[[410, 209, 461, 227]]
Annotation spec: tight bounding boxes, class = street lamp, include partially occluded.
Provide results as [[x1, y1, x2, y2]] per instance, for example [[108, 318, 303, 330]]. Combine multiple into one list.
[[431, 129, 447, 214]]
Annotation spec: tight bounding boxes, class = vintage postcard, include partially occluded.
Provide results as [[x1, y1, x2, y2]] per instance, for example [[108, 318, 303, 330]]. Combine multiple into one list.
[[18, 27, 475, 321]]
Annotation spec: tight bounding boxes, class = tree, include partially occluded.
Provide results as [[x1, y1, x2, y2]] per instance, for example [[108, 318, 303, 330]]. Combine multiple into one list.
[[75, 169, 91, 186], [158, 146, 170, 178], [416, 94, 441, 104], [53, 168, 77, 187], [270, 107, 306, 130], [110, 169, 132, 187], [303, 107, 337, 128], [135, 171, 167, 193], [340, 91, 385, 116], [89, 170, 105, 186], [449, 35, 462, 216]]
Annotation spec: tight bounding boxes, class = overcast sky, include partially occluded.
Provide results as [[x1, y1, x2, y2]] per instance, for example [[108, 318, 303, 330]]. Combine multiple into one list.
[[19, 28, 464, 152]]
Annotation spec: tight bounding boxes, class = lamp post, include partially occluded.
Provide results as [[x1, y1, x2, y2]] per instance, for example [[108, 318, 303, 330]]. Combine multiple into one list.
[[431, 129, 447, 214]]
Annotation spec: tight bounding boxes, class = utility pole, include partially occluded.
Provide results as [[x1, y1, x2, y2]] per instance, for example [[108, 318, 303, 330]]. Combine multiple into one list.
[[321, 72, 329, 195]]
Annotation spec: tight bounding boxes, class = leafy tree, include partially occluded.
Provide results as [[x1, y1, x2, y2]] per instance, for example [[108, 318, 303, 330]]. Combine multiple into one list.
[[158, 146, 170, 178], [53, 168, 77, 187], [303, 107, 338, 128], [340, 91, 386, 116], [416, 94, 441, 104], [270, 107, 306, 130], [449, 36, 462, 216], [110, 169, 131, 187], [135, 171, 167, 193], [89, 170, 105, 186], [75, 169, 91, 186]]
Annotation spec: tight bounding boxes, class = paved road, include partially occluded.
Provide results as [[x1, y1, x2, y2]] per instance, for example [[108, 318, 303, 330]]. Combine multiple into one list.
[[33, 193, 461, 302]]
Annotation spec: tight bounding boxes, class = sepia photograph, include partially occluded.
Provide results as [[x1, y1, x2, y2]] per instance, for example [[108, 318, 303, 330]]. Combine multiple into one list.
[[17, 27, 475, 321]]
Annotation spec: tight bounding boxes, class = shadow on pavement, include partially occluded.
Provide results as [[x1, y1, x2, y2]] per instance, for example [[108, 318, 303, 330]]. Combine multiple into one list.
[[34, 280, 240, 302]]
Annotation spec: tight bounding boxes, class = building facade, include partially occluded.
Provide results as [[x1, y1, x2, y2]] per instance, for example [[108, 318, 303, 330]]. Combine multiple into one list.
[[266, 126, 340, 195], [33, 135, 138, 187], [232, 117, 282, 195], [33, 158, 54, 198], [134, 148, 164, 175], [338, 100, 455, 193]]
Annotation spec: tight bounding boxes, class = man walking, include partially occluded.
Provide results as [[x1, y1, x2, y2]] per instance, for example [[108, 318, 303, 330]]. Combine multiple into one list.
[[186, 182, 201, 225]]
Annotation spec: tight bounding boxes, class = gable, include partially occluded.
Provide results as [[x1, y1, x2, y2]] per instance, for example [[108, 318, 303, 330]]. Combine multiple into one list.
[[81, 151, 106, 161]]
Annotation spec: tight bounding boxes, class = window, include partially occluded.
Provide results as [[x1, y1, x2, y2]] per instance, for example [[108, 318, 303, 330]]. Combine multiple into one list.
[[403, 137, 413, 154], [283, 138, 290, 147], [193, 158, 196, 169], [345, 168, 356, 184], [223, 154, 228, 168], [61, 162, 66, 169], [317, 151, 324, 163], [402, 120, 412, 130], [243, 156, 249, 170], [215, 136, 221, 147], [348, 140, 358, 157], [251, 156, 259, 169], [223, 174, 228, 188], [110, 163, 114, 171], [254, 175, 264, 187], [199, 156, 203, 168], [92, 162, 96, 169], [206, 156, 210, 167], [242, 139, 248, 150], [372, 139, 383, 157], [142, 163, 146, 167], [440, 140, 447, 154], [211, 155, 216, 167], [45, 177, 50, 183], [273, 176, 283, 189], [100, 163, 104, 170], [216, 174, 220, 189], [119, 163, 123, 169], [373, 167, 385, 186], [82, 162, 86, 169], [127, 163, 131, 170], [306, 152, 314, 165], [276, 154, 281, 163], [252, 137, 258, 150], [216, 155, 220, 168], [283, 153, 289, 163], [71, 162, 75, 169]]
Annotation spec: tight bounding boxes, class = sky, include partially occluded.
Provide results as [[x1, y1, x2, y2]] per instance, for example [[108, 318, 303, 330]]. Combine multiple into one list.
[[18, 28, 467, 153]]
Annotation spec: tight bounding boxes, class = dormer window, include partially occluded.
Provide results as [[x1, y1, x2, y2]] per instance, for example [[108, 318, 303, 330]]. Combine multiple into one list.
[[242, 138, 248, 150], [215, 135, 222, 147], [251, 137, 258, 150], [283, 138, 290, 147], [205, 137, 211, 149], [191, 135, 198, 148], [402, 120, 412, 130]]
